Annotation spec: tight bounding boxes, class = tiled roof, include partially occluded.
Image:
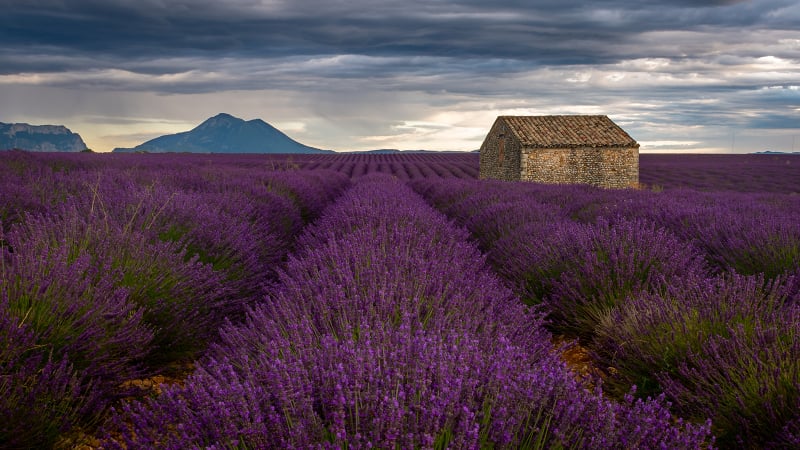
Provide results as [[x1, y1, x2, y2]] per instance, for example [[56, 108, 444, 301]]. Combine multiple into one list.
[[499, 115, 639, 148]]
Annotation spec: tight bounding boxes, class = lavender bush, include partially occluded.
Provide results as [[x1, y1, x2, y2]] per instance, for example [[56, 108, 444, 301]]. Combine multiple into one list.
[[260, 170, 351, 222], [638, 154, 800, 193], [1, 228, 152, 384], [0, 154, 357, 446], [490, 217, 707, 342], [0, 179, 41, 230], [416, 177, 800, 285], [686, 206, 800, 279], [595, 273, 799, 446], [662, 318, 799, 448], [0, 247, 106, 448], [19, 152, 800, 446], [10, 205, 234, 367], [543, 217, 709, 340], [106, 176, 711, 448], [110, 319, 712, 449], [0, 350, 95, 449], [570, 188, 800, 280], [413, 177, 800, 448]]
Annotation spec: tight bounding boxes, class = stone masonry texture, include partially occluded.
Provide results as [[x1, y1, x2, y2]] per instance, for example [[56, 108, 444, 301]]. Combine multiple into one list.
[[479, 115, 639, 189]]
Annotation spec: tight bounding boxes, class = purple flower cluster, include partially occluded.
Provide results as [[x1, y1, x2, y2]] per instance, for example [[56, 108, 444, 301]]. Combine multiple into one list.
[[415, 177, 800, 285], [280, 152, 480, 180], [513, 218, 707, 340], [9, 150, 794, 447], [638, 153, 800, 193], [596, 273, 800, 447], [671, 200, 800, 279], [413, 177, 800, 447], [413, 180, 709, 333], [107, 175, 711, 448], [1, 219, 151, 447], [0, 153, 350, 448], [0, 288, 100, 448]]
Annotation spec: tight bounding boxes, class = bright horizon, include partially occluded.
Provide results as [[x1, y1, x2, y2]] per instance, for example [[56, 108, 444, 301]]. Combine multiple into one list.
[[1, 0, 798, 154]]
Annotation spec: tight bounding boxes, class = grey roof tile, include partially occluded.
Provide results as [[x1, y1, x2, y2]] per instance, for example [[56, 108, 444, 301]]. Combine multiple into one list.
[[499, 115, 639, 148]]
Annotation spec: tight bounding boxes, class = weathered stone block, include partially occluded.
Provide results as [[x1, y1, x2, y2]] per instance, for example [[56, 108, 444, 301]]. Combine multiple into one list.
[[479, 115, 639, 189]]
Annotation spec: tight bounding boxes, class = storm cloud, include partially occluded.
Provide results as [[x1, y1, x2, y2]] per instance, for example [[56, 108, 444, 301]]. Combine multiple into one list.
[[1, 0, 798, 152]]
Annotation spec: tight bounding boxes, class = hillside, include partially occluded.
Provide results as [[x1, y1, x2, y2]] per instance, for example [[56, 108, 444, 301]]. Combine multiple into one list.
[[113, 113, 331, 154], [0, 121, 87, 152]]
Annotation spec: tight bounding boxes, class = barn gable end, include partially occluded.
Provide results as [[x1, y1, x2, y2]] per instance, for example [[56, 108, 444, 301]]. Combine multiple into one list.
[[478, 117, 522, 181], [479, 115, 639, 189]]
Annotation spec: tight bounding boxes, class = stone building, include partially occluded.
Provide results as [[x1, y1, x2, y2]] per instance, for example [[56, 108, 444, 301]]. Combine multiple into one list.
[[479, 115, 639, 189]]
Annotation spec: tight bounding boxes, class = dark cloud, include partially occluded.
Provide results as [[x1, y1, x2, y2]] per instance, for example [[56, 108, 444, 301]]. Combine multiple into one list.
[[1, 0, 793, 65], [0, 0, 798, 152]]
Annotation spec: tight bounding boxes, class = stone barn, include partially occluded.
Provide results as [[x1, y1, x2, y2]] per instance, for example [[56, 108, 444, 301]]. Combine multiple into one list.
[[479, 115, 639, 189]]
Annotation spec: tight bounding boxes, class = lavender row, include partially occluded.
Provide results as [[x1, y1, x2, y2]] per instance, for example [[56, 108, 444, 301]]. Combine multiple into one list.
[[639, 154, 800, 193], [4, 150, 798, 190], [413, 178, 800, 447], [238, 152, 800, 188], [105, 175, 711, 448], [413, 178, 800, 279], [0, 155, 350, 448], [596, 273, 800, 448], [0, 151, 349, 230]]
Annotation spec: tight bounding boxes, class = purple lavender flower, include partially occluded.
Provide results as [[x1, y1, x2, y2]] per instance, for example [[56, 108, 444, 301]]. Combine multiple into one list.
[[106, 176, 711, 448], [2, 213, 153, 390], [596, 273, 800, 446], [0, 289, 103, 448]]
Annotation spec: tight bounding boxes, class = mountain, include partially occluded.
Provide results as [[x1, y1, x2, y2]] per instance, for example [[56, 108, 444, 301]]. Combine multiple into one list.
[[0, 121, 87, 152], [113, 113, 331, 154]]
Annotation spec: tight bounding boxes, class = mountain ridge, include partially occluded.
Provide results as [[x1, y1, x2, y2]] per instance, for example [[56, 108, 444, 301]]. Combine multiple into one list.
[[0, 121, 87, 152], [113, 113, 332, 154]]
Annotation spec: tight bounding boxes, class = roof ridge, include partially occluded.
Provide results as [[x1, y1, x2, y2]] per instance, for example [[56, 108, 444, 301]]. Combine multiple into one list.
[[498, 115, 638, 148]]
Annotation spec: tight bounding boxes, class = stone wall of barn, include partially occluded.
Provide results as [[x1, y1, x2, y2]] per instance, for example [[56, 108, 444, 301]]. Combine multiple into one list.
[[478, 120, 522, 181], [520, 146, 639, 189]]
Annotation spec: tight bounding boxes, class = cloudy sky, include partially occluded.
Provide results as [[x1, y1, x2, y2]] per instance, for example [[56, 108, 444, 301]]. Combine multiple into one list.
[[1, 0, 798, 153]]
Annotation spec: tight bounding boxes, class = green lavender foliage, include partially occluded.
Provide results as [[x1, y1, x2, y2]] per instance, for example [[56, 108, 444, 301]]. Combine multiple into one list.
[[594, 273, 800, 446], [105, 176, 712, 448]]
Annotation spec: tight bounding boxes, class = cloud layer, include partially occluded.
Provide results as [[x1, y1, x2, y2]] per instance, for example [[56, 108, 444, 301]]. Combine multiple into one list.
[[1, 0, 798, 152]]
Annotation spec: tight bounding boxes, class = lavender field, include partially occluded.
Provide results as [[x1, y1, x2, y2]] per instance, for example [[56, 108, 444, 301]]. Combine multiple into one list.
[[1, 150, 799, 449]]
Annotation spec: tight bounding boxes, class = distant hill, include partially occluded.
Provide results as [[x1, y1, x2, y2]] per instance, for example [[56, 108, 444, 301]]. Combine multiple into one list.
[[113, 113, 331, 154], [0, 121, 87, 152]]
